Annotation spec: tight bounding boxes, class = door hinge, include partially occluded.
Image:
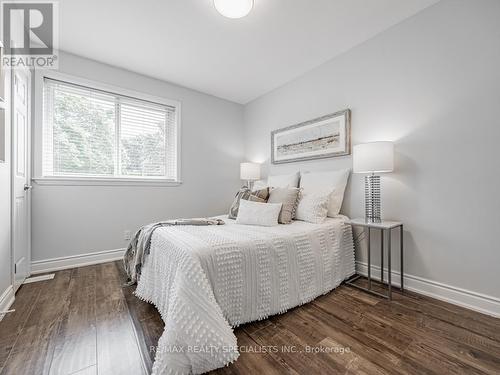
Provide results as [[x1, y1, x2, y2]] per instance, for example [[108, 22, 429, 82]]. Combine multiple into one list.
[[14, 263, 16, 274]]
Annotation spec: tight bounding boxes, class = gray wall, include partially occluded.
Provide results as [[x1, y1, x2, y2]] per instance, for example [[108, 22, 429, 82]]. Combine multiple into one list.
[[32, 52, 244, 261], [243, 0, 500, 299]]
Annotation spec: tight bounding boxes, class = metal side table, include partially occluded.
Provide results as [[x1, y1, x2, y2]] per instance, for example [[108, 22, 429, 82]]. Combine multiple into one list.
[[345, 219, 404, 300]]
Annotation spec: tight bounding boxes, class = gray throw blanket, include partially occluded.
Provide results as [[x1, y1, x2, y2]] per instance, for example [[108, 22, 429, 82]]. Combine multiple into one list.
[[123, 217, 225, 284]]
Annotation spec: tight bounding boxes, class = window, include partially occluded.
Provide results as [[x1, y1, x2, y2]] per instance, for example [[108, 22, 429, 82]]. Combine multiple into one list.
[[42, 78, 179, 182]]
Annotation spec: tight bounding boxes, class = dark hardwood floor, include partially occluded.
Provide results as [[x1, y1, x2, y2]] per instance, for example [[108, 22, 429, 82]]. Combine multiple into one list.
[[0, 261, 499, 375]]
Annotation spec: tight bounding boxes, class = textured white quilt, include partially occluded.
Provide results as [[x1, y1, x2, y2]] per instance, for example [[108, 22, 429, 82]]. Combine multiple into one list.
[[135, 215, 355, 375]]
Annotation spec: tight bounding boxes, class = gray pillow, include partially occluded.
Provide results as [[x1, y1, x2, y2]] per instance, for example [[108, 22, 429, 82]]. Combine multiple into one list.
[[228, 187, 269, 219], [267, 187, 301, 224]]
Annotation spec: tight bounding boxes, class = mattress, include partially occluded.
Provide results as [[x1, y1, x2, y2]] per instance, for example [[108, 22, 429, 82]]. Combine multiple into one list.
[[135, 215, 355, 374]]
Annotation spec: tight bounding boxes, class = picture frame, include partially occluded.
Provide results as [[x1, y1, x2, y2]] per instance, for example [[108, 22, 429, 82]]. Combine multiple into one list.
[[271, 109, 351, 164]]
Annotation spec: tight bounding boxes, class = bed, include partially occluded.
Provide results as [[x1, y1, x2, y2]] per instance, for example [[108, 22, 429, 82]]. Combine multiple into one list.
[[135, 215, 355, 375]]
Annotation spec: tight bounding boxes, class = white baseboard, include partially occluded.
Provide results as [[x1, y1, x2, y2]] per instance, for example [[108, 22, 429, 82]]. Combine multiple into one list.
[[31, 248, 126, 275], [0, 285, 15, 322], [355, 261, 500, 318]]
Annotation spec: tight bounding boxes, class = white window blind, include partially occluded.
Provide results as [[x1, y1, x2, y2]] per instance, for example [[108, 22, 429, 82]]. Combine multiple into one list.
[[42, 78, 178, 181]]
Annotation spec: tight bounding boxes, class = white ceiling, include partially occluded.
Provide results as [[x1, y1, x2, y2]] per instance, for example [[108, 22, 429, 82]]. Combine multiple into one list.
[[59, 0, 439, 104]]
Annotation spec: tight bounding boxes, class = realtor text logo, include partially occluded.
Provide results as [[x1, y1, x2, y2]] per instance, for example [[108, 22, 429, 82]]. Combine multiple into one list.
[[2, 1, 59, 68]]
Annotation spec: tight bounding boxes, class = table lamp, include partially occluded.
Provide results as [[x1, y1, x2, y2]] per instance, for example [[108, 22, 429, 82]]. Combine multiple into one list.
[[353, 142, 394, 222], [240, 162, 260, 189]]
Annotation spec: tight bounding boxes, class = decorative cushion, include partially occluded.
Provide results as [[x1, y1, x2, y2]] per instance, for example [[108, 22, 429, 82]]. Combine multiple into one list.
[[236, 200, 282, 227], [250, 186, 269, 200], [295, 191, 330, 224], [300, 169, 350, 216], [228, 187, 269, 219], [268, 172, 300, 188], [267, 187, 301, 224]]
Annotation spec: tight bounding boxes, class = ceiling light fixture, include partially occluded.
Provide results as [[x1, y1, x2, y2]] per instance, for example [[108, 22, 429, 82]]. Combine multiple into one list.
[[214, 0, 254, 19]]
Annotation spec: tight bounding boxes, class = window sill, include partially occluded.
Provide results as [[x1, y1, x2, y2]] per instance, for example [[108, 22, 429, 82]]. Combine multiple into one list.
[[32, 177, 182, 187]]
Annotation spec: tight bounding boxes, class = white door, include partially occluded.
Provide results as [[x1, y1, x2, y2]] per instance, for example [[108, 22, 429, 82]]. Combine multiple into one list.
[[12, 68, 31, 292]]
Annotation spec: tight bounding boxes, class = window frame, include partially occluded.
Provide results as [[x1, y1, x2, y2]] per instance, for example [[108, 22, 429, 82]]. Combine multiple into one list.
[[33, 70, 182, 186]]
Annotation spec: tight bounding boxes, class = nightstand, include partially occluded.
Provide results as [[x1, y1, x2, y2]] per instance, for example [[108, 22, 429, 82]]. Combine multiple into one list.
[[345, 218, 403, 300]]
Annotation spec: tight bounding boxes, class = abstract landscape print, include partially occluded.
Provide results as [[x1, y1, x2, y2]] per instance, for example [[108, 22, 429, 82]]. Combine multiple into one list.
[[271, 109, 351, 164]]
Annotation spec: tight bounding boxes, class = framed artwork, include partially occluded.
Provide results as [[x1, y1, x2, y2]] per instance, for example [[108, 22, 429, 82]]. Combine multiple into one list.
[[271, 109, 351, 164]]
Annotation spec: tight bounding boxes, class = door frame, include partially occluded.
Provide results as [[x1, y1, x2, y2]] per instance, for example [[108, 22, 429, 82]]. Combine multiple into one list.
[[11, 66, 32, 291]]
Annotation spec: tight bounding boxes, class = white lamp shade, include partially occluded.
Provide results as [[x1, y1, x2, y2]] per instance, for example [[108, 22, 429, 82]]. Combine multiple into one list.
[[353, 142, 394, 173], [214, 0, 253, 18], [240, 162, 261, 180]]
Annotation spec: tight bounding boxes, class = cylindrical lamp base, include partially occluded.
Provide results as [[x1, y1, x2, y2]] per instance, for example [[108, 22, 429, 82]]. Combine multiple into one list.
[[365, 175, 381, 222]]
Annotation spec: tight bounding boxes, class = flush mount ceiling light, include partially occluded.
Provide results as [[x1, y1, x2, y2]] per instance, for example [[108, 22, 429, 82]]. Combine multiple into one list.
[[214, 0, 254, 19]]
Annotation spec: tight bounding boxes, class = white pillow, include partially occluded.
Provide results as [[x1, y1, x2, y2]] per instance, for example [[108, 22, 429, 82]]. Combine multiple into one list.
[[268, 172, 300, 188], [236, 200, 282, 227], [295, 191, 330, 224], [252, 179, 268, 191], [300, 169, 350, 217]]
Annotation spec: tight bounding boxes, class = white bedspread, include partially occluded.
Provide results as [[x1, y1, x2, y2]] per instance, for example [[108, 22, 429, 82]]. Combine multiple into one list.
[[135, 216, 355, 375]]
